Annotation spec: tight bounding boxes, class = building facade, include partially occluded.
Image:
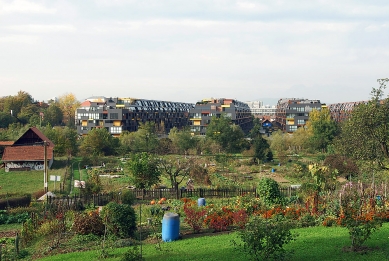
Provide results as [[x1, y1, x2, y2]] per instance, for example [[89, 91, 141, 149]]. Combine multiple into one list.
[[75, 96, 195, 137], [189, 98, 253, 135], [276, 98, 323, 133]]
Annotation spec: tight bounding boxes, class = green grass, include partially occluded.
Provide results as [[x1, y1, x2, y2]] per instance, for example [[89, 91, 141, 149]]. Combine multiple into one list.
[[0, 170, 45, 196], [37, 223, 389, 261]]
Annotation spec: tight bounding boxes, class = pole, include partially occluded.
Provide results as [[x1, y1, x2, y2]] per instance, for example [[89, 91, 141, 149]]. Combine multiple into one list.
[[44, 141, 48, 193]]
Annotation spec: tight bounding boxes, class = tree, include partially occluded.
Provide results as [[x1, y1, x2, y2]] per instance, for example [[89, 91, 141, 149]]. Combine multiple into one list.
[[253, 136, 271, 163], [269, 130, 290, 164], [323, 154, 359, 180], [249, 121, 271, 163], [0, 112, 15, 128], [334, 78, 389, 168], [132, 122, 159, 153], [43, 103, 63, 126], [57, 93, 80, 127], [306, 108, 338, 152], [79, 128, 118, 157], [43, 126, 78, 158], [159, 155, 196, 198], [168, 127, 197, 154], [127, 152, 161, 189], [206, 115, 246, 153], [289, 127, 310, 153]]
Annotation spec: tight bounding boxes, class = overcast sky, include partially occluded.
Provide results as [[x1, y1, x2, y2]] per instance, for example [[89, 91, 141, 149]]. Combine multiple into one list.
[[1, 0, 388, 105]]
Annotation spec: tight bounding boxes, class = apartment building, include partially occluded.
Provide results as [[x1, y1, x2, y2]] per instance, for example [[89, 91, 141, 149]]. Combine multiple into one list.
[[189, 98, 253, 135], [276, 98, 323, 133], [75, 96, 194, 137]]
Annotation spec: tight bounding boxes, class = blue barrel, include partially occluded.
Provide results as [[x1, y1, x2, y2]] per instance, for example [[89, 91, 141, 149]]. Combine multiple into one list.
[[271, 168, 275, 172], [162, 212, 180, 242], [198, 198, 206, 207]]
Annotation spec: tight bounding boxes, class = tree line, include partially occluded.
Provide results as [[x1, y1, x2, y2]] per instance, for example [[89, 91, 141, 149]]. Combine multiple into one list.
[[1, 79, 389, 180]]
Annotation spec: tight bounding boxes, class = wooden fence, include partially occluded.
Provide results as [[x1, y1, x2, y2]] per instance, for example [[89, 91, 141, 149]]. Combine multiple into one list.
[[46, 187, 299, 208]]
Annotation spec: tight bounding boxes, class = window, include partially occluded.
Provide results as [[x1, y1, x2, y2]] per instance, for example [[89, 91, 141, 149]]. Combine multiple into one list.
[[289, 126, 297, 131], [110, 126, 122, 134], [110, 113, 118, 119], [297, 119, 305, 124]]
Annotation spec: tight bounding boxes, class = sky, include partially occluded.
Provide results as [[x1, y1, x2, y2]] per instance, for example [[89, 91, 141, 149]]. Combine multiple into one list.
[[1, 0, 389, 106]]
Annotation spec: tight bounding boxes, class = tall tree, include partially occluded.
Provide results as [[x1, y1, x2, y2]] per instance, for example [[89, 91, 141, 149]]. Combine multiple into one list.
[[306, 108, 338, 152], [335, 78, 389, 167], [58, 93, 80, 127], [43, 103, 63, 126], [249, 120, 271, 163]]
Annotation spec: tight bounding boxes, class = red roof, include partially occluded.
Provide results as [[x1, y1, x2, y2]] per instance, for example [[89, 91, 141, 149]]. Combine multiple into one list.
[[2, 146, 53, 161], [80, 100, 91, 107], [1, 127, 54, 162]]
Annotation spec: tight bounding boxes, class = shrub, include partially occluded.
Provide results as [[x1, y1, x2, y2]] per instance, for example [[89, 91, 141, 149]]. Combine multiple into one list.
[[122, 190, 136, 205], [235, 216, 297, 261], [183, 202, 207, 233], [338, 182, 383, 251], [204, 206, 234, 232], [121, 245, 144, 261], [257, 178, 283, 206], [73, 211, 105, 236], [100, 202, 137, 238]]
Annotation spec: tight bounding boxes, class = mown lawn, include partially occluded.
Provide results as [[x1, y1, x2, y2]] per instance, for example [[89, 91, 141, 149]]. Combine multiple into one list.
[[0, 170, 45, 196], [37, 223, 389, 261]]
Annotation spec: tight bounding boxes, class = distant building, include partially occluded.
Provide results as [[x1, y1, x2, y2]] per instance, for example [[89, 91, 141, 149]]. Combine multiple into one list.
[[276, 98, 323, 133], [189, 98, 253, 135], [327, 101, 368, 122], [245, 101, 276, 120], [75, 96, 194, 137]]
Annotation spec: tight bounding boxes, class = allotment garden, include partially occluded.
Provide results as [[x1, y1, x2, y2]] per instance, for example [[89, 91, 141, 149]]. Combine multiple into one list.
[[1, 154, 389, 261]]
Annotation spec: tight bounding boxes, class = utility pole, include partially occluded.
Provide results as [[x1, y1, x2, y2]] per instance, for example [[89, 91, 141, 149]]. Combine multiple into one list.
[[44, 141, 48, 193]]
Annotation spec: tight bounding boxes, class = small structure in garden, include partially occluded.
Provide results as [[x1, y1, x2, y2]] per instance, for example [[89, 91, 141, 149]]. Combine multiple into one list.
[[1, 127, 54, 172]]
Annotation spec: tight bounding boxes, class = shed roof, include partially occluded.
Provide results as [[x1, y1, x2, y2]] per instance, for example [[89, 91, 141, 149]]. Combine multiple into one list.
[[2, 145, 54, 161]]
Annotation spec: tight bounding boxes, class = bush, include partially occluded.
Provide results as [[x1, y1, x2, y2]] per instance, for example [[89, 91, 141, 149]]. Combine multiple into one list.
[[235, 216, 297, 261], [100, 202, 137, 238], [183, 202, 207, 233], [73, 211, 105, 236], [257, 178, 283, 206], [122, 190, 136, 205]]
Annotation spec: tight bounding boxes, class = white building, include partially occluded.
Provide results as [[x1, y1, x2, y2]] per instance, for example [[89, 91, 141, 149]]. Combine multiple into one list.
[[245, 101, 276, 119]]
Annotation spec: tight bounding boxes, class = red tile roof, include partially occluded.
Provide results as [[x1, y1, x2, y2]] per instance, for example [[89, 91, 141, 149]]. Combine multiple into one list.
[[2, 146, 53, 161]]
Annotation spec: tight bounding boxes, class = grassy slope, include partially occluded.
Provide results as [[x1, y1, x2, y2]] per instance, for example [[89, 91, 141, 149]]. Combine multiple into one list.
[[38, 223, 389, 261]]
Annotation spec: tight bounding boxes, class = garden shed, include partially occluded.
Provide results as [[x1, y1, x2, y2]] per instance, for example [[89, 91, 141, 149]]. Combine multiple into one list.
[[1, 127, 54, 172]]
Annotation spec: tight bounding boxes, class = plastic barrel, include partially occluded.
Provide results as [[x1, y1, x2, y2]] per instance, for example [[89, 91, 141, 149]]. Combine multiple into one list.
[[198, 198, 206, 207], [162, 212, 180, 242], [271, 168, 275, 172]]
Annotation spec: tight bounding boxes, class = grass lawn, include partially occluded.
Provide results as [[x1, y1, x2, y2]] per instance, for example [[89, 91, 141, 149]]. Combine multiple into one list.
[[0, 170, 44, 196], [37, 223, 389, 261]]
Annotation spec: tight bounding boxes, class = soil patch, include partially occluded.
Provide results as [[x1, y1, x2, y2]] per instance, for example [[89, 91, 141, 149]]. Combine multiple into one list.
[[256, 172, 290, 184], [0, 230, 18, 238], [342, 245, 380, 253]]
